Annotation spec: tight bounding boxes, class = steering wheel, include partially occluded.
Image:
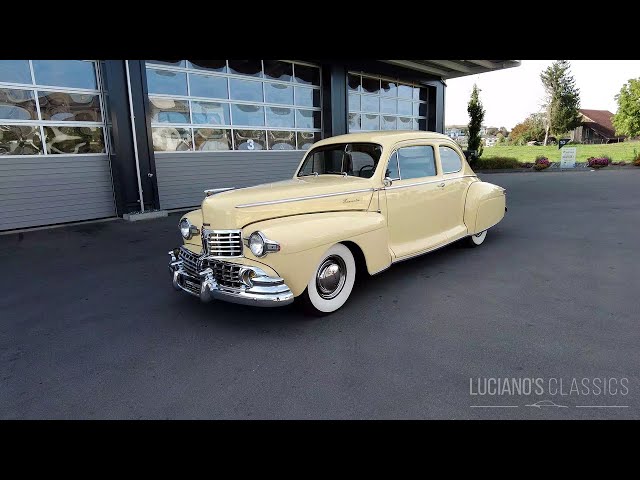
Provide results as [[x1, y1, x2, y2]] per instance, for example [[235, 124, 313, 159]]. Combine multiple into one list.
[[358, 164, 375, 178]]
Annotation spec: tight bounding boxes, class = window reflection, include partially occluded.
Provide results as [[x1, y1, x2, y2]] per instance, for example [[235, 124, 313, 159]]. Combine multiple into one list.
[[149, 98, 190, 123], [362, 77, 380, 94], [264, 61, 292, 81], [44, 125, 105, 154], [0, 88, 37, 120], [380, 80, 397, 97], [297, 131, 320, 150], [266, 107, 294, 128], [380, 98, 396, 114], [381, 115, 396, 130], [294, 64, 320, 85], [0, 124, 42, 155], [152, 127, 192, 152], [361, 95, 379, 113], [234, 129, 266, 150], [348, 74, 361, 92], [189, 74, 228, 99], [362, 114, 379, 130], [33, 60, 97, 90], [265, 83, 293, 105], [192, 101, 229, 125], [268, 130, 296, 150], [146, 69, 187, 96], [188, 60, 226, 72], [295, 109, 320, 129], [39, 91, 102, 122], [147, 60, 186, 68], [228, 60, 262, 77], [348, 94, 360, 112], [231, 104, 264, 126], [229, 78, 263, 102], [194, 128, 231, 151], [348, 113, 361, 131], [295, 87, 319, 107], [0, 60, 32, 85]]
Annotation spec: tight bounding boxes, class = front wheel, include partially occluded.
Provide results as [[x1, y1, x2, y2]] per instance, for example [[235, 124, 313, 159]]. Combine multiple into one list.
[[298, 243, 356, 316], [465, 229, 487, 247]]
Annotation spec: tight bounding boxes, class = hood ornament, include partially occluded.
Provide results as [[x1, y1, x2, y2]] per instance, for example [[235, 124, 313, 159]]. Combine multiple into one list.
[[204, 187, 235, 197]]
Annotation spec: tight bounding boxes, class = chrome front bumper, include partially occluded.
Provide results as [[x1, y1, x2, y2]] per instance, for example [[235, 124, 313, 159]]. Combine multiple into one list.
[[168, 247, 294, 307]]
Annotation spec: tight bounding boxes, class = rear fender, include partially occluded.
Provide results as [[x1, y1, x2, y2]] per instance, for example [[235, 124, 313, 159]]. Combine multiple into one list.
[[464, 181, 506, 234]]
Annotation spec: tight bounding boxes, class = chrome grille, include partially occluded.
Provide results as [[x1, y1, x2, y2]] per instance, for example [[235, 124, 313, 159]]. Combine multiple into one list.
[[204, 229, 243, 257], [178, 247, 200, 277], [178, 246, 243, 289], [211, 263, 243, 289]]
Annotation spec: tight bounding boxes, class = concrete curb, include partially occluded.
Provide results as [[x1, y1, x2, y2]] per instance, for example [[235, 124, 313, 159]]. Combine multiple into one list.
[[123, 210, 168, 222]]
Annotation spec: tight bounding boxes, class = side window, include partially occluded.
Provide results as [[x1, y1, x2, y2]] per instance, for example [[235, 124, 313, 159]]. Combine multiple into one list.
[[439, 145, 463, 174], [385, 152, 399, 179], [397, 145, 436, 180]]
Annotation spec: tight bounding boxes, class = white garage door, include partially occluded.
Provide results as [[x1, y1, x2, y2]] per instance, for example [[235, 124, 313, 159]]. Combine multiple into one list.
[[0, 60, 116, 231]]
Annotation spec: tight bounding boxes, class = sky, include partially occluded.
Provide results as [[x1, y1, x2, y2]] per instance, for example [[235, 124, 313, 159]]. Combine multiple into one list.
[[444, 60, 640, 130]]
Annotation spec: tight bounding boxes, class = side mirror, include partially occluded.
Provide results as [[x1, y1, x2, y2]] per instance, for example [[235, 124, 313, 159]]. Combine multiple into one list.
[[383, 177, 393, 187]]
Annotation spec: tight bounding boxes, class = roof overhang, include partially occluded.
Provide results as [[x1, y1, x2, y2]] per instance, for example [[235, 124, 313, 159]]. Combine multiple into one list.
[[382, 60, 521, 80]]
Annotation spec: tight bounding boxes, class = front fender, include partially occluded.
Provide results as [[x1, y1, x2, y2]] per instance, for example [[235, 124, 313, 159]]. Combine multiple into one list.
[[464, 181, 506, 234], [242, 212, 391, 297], [180, 209, 203, 251]]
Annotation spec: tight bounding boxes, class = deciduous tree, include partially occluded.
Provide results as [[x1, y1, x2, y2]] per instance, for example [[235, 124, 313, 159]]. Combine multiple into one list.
[[612, 78, 640, 137]]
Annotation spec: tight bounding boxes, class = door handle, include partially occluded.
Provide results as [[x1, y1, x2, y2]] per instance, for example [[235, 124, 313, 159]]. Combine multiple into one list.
[[437, 182, 445, 188]]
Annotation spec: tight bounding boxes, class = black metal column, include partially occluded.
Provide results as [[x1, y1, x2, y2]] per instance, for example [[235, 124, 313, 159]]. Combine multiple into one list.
[[320, 63, 348, 138], [101, 60, 159, 214]]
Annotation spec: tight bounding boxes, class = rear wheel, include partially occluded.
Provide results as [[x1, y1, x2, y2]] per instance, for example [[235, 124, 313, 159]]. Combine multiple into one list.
[[298, 243, 356, 316], [466, 229, 487, 247]]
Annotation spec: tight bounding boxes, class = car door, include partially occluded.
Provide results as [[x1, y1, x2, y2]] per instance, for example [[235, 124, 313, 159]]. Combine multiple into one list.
[[383, 143, 448, 259], [436, 143, 474, 240]]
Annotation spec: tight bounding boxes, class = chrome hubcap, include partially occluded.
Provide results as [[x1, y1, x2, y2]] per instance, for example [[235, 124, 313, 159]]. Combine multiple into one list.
[[316, 255, 347, 300]]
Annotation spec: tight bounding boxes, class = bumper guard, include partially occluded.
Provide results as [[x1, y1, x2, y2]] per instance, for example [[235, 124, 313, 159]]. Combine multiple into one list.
[[168, 248, 294, 307]]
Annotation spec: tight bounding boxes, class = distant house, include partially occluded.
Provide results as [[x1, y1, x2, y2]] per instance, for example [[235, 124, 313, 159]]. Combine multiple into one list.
[[571, 109, 625, 144], [484, 136, 498, 147]]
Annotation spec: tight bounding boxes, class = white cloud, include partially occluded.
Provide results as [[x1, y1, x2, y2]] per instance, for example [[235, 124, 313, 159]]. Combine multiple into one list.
[[444, 60, 640, 130]]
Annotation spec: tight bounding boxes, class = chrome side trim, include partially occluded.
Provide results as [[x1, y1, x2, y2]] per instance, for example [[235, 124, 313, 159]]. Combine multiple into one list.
[[383, 174, 477, 191], [205, 187, 235, 196], [392, 233, 468, 264], [235, 188, 375, 208]]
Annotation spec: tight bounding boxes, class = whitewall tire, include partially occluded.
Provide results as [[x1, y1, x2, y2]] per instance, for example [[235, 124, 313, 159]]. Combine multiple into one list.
[[467, 230, 487, 247], [299, 243, 356, 315]]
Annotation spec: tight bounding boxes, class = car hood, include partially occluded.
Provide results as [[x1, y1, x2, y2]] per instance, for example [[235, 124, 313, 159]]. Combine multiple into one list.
[[201, 175, 375, 229]]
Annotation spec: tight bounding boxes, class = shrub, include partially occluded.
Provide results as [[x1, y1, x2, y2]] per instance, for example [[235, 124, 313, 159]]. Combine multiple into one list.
[[633, 148, 640, 166], [533, 156, 551, 171], [473, 157, 521, 169], [521, 162, 535, 168], [587, 157, 610, 168]]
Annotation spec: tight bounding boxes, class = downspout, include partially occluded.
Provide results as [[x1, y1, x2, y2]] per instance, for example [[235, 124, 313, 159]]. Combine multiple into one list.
[[124, 60, 145, 213]]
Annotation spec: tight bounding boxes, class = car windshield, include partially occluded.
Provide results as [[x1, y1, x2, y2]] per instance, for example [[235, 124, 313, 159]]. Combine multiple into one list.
[[297, 143, 382, 178]]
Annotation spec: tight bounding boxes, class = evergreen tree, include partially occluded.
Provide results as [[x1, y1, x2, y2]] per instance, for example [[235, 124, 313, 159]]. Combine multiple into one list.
[[467, 84, 485, 163], [540, 60, 582, 145]]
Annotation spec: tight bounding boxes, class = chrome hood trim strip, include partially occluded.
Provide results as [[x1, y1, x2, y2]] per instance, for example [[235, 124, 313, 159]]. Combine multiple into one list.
[[235, 188, 375, 208]]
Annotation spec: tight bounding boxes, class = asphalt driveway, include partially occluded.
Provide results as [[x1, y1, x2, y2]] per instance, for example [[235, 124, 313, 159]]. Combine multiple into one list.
[[1, 169, 639, 419]]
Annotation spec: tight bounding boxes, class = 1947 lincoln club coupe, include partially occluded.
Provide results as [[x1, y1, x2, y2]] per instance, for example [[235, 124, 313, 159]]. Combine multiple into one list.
[[168, 131, 506, 315]]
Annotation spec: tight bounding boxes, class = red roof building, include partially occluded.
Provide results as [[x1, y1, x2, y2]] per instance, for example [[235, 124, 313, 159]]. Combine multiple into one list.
[[571, 109, 626, 144]]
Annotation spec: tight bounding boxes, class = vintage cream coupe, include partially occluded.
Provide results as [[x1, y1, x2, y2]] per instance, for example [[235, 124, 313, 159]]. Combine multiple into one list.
[[168, 131, 506, 314]]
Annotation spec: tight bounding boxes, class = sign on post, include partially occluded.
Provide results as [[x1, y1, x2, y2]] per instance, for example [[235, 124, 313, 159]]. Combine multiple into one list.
[[560, 147, 577, 169], [558, 138, 571, 149]]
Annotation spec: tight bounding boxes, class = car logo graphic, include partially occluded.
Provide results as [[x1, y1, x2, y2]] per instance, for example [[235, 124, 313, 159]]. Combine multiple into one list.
[[525, 400, 568, 408]]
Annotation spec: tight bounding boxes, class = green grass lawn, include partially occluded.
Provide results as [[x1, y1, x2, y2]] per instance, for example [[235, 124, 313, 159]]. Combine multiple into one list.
[[481, 141, 640, 163]]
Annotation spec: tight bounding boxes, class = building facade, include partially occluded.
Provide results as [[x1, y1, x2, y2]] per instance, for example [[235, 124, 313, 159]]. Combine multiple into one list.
[[0, 59, 519, 231]]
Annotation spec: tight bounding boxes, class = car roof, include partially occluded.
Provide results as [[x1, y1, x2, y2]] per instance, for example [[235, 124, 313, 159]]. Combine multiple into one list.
[[311, 130, 456, 149]]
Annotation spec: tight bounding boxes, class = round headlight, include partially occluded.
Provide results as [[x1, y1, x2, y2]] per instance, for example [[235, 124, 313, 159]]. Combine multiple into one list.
[[249, 232, 265, 257], [179, 218, 191, 239]]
